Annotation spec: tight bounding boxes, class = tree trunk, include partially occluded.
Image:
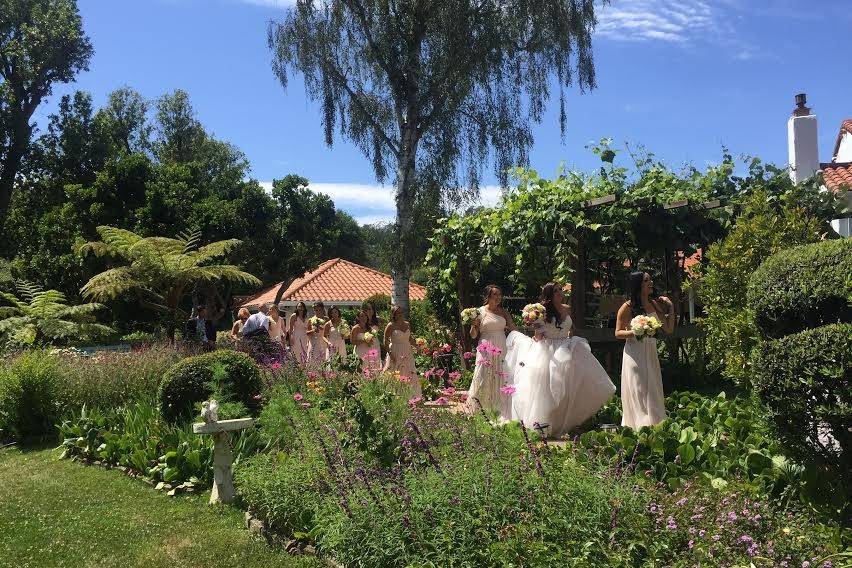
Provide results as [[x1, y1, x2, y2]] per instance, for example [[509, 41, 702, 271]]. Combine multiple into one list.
[[392, 123, 419, 317], [0, 113, 34, 229]]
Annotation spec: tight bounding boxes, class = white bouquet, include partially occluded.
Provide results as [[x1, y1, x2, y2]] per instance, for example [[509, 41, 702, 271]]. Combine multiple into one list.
[[630, 314, 663, 340], [460, 307, 480, 326], [337, 320, 351, 339]]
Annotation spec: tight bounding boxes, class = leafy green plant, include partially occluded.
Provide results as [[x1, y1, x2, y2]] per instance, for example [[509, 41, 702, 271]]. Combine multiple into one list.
[[58, 401, 266, 493], [0, 351, 62, 440], [747, 239, 852, 339], [158, 350, 263, 423], [0, 280, 112, 346], [78, 226, 261, 340], [696, 191, 827, 387], [752, 323, 851, 514]]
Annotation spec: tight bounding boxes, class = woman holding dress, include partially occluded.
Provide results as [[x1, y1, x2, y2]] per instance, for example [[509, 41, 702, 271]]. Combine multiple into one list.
[[383, 305, 421, 397], [506, 282, 616, 438], [323, 306, 348, 361], [464, 285, 515, 418], [615, 272, 675, 429], [352, 309, 382, 373], [289, 302, 309, 365]]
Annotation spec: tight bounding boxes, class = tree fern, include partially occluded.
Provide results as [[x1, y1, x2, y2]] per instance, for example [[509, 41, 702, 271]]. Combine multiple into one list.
[[0, 280, 112, 346]]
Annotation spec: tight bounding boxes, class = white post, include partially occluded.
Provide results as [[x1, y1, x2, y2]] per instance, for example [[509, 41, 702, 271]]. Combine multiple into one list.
[[193, 417, 254, 505]]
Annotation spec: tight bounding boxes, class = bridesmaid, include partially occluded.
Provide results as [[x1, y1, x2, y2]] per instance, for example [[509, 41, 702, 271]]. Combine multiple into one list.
[[615, 271, 676, 429], [352, 309, 382, 373], [383, 305, 421, 397], [306, 301, 327, 364], [323, 306, 348, 360], [464, 284, 515, 418], [268, 304, 285, 347], [289, 302, 309, 366]]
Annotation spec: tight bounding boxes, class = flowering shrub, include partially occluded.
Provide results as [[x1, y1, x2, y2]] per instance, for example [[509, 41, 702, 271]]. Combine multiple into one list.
[[649, 482, 841, 568]]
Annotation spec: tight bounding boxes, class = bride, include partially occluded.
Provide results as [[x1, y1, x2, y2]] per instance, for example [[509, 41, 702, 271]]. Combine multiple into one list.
[[506, 282, 616, 438]]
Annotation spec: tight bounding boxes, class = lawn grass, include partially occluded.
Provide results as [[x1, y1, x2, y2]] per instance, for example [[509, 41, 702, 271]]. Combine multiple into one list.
[[0, 446, 322, 568]]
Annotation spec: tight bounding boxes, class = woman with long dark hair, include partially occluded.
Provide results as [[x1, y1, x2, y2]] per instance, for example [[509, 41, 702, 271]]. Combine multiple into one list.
[[289, 301, 309, 365], [383, 305, 420, 397], [615, 271, 676, 429], [505, 282, 615, 438], [464, 284, 515, 418]]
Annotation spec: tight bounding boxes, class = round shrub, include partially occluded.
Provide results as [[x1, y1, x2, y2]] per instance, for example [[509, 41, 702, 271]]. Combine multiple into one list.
[[752, 323, 851, 478], [158, 350, 263, 423], [747, 238, 852, 339], [0, 351, 61, 441]]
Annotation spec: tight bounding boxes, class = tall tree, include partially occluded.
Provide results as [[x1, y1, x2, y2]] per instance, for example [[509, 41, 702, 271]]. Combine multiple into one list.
[[0, 0, 93, 226], [268, 0, 600, 313]]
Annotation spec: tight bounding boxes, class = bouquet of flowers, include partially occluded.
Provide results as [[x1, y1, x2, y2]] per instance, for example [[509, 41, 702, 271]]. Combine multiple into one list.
[[460, 307, 480, 326], [309, 316, 326, 329], [362, 331, 375, 343], [630, 314, 662, 340], [336, 320, 351, 339], [521, 303, 546, 327]]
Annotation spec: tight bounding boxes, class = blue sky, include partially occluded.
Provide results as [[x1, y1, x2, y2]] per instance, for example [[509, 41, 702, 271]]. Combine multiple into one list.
[[38, 0, 852, 224]]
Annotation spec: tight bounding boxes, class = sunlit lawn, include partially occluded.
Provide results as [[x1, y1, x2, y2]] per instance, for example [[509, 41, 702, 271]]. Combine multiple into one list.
[[0, 447, 321, 568]]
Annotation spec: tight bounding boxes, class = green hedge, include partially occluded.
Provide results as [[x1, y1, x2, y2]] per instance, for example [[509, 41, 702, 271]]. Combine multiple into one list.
[[0, 351, 61, 441], [752, 323, 851, 483], [158, 350, 263, 423], [747, 239, 852, 339]]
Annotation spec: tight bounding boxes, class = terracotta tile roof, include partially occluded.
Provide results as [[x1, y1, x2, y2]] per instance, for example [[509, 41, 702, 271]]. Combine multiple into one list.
[[821, 162, 852, 193], [832, 119, 852, 159], [240, 258, 427, 308], [842, 119, 852, 135]]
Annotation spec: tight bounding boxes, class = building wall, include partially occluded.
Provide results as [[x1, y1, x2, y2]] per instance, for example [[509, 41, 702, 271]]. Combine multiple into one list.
[[836, 132, 852, 162]]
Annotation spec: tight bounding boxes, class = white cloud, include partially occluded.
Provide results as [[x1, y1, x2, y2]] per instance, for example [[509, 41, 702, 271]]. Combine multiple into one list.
[[260, 181, 504, 226], [596, 0, 713, 42]]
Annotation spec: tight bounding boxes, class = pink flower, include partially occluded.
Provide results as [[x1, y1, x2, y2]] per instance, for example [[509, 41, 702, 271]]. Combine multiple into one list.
[[307, 371, 318, 380], [460, 394, 468, 402], [476, 359, 492, 367], [366, 348, 379, 361], [463, 351, 474, 360], [477, 341, 493, 354], [293, 392, 304, 401], [424, 368, 435, 378], [500, 385, 516, 395], [441, 343, 452, 353], [407, 396, 423, 407], [270, 362, 282, 371], [448, 371, 461, 381], [435, 368, 446, 377], [434, 396, 449, 405], [398, 375, 412, 383], [442, 387, 456, 396]]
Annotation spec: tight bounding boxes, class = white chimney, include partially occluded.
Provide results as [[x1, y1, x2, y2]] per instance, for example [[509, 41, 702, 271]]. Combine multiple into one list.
[[788, 93, 820, 184]]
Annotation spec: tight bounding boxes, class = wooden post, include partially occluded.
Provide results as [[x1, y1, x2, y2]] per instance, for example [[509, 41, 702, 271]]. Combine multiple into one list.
[[571, 235, 587, 328]]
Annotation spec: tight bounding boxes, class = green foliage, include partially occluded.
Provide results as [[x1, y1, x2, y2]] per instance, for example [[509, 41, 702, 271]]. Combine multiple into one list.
[[0, 0, 93, 224], [0, 280, 112, 346], [697, 191, 827, 387], [748, 239, 852, 339], [578, 392, 794, 495], [0, 351, 61, 440], [79, 226, 261, 333], [752, 323, 851, 503], [157, 350, 263, 423], [57, 344, 184, 410], [58, 400, 266, 492]]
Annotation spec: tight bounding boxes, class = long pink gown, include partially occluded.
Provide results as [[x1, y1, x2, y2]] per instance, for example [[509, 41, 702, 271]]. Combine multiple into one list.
[[354, 326, 382, 373], [290, 316, 308, 365], [384, 328, 421, 397], [325, 323, 348, 360]]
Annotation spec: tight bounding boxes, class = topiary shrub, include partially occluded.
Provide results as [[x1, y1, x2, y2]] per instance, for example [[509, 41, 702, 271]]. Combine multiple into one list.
[[0, 351, 61, 441], [752, 323, 851, 485], [158, 350, 263, 423], [747, 238, 852, 339]]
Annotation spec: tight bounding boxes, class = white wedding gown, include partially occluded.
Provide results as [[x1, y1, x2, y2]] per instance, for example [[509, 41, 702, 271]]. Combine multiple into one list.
[[506, 316, 616, 438]]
